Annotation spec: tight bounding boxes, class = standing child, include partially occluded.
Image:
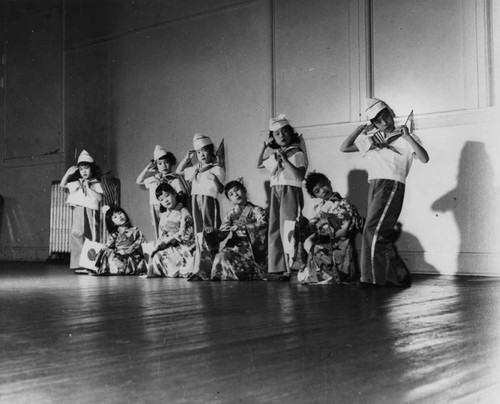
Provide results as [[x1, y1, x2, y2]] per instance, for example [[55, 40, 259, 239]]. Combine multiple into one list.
[[176, 133, 225, 280], [301, 172, 363, 285], [94, 206, 146, 275], [210, 180, 268, 281], [136, 145, 189, 238], [339, 98, 429, 287], [258, 114, 308, 281], [147, 183, 195, 278], [60, 150, 103, 271]]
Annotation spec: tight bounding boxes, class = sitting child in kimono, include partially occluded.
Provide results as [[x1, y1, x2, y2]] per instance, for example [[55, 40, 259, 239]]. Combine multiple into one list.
[[210, 180, 268, 281], [93, 206, 146, 275], [300, 172, 364, 285], [146, 183, 195, 278]]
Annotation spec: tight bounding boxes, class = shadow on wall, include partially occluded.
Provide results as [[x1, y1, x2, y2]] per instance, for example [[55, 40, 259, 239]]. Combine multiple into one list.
[[432, 141, 500, 273], [394, 222, 437, 274], [345, 169, 369, 217]]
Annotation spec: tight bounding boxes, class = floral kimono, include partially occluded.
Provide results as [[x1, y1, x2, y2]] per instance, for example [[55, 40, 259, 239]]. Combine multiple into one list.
[[210, 201, 268, 281], [147, 203, 195, 278], [299, 193, 363, 285], [95, 226, 145, 275]]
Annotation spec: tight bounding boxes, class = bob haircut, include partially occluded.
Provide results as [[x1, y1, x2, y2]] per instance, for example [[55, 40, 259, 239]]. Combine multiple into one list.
[[155, 183, 178, 212], [267, 124, 300, 150], [224, 180, 246, 198], [105, 206, 130, 234], [304, 172, 331, 198], [157, 151, 177, 167]]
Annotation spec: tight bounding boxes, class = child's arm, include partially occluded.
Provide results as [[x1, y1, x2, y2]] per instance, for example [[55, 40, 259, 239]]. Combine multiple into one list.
[[176, 150, 195, 174], [400, 126, 430, 163], [83, 181, 103, 202], [206, 171, 224, 194], [278, 150, 306, 181], [60, 166, 78, 187], [339, 124, 372, 153], [136, 161, 156, 185], [257, 140, 274, 168]]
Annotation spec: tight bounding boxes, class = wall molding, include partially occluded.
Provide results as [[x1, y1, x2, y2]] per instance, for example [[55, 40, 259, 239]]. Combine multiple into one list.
[[65, 0, 260, 51], [260, 106, 499, 141], [3, 152, 64, 168]]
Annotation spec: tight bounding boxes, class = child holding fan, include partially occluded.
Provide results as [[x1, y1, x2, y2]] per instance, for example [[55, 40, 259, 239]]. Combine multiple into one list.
[[210, 179, 268, 281], [258, 115, 308, 281], [60, 150, 103, 271], [176, 133, 225, 280], [340, 98, 429, 287]]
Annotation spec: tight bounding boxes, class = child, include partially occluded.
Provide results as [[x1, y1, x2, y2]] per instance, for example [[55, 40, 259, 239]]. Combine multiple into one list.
[[176, 133, 225, 280], [301, 172, 363, 285], [147, 183, 195, 278], [210, 180, 268, 281], [339, 98, 429, 287], [258, 114, 308, 281], [60, 150, 103, 271], [136, 145, 189, 239], [94, 206, 146, 275]]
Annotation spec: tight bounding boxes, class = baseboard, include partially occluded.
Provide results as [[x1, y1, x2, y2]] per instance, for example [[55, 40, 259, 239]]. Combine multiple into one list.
[[399, 251, 500, 277], [0, 246, 49, 262]]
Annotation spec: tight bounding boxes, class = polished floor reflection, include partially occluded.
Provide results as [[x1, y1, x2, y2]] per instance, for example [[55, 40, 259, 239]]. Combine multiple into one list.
[[1, 262, 499, 403]]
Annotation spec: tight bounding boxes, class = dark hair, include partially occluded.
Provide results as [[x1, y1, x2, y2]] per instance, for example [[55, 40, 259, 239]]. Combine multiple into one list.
[[267, 124, 300, 149], [305, 172, 331, 198], [155, 183, 178, 212], [370, 107, 392, 125], [105, 206, 130, 234], [157, 152, 177, 166], [196, 143, 215, 157], [224, 180, 246, 198]]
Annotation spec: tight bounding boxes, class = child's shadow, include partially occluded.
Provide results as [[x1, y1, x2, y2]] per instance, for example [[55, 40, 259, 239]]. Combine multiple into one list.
[[432, 141, 500, 273]]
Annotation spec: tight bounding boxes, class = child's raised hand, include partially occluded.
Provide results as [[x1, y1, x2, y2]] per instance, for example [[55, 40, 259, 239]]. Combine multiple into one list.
[[66, 165, 79, 175], [187, 149, 196, 160], [146, 160, 156, 171], [363, 123, 375, 132], [399, 125, 410, 139]]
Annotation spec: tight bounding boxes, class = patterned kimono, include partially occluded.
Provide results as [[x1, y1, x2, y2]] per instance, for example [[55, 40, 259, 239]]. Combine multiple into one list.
[[299, 193, 363, 285], [95, 226, 145, 275], [143, 173, 191, 239], [210, 202, 268, 281], [147, 203, 195, 278]]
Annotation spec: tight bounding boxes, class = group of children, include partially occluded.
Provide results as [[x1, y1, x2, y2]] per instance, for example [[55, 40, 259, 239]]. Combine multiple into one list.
[[60, 97, 429, 287]]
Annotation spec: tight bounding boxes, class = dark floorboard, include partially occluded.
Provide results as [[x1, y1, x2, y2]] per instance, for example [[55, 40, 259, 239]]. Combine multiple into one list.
[[0, 262, 499, 403]]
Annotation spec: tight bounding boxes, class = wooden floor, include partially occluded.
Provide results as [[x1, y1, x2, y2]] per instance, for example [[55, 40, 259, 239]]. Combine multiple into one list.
[[0, 263, 499, 404]]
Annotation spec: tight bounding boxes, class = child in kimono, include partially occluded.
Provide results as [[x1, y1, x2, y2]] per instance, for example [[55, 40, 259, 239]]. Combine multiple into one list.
[[300, 172, 364, 285], [136, 145, 189, 238], [258, 115, 307, 281], [176, 133, 225, 280], [340, 98, 429, 287], [210, 180, 268, 281], [93, 206, 146, 275], [60, 150, 103, 272], [146, 183, 195, 278]]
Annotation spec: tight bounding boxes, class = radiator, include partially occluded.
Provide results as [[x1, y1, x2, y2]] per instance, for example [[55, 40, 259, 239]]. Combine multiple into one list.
[[49, 181, 72, 255], [48, 177, 121, 259]]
